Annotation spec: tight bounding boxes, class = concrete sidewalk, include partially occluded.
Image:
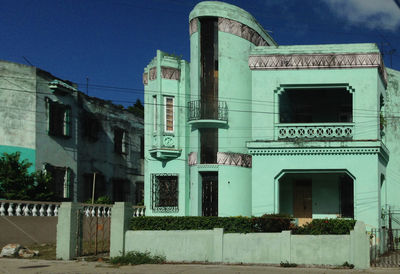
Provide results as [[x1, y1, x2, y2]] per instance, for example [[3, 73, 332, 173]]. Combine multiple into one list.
[[0, 258, 399, 274]]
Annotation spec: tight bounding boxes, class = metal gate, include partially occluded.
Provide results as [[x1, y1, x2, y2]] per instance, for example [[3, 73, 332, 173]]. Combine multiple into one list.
[[76, 204, 112, 257], [370, 210, 400, 267]]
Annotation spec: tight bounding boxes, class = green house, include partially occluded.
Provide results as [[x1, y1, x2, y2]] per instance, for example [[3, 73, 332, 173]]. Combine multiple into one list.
[[143, 1, 400, 230]]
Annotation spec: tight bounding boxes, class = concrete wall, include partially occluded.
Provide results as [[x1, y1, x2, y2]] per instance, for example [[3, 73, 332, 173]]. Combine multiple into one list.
[[124, 221, 370, 269], [0, 216, 57, 247]]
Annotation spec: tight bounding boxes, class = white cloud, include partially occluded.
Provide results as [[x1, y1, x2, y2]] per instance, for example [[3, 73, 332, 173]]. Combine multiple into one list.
[[323, 0, 400, 31]]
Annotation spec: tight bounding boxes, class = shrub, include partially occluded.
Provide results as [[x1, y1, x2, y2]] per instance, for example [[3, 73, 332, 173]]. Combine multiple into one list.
[[292, 219, 356, 235], [130, 215, 292, 233], [110, 251, 165, 265]]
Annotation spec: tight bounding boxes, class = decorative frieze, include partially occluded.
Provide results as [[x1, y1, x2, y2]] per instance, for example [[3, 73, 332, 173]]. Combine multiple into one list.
[[142, 72, 148, 85], [149, 67, 157, 81], [189, 18, 198, 36], [249, 53, 388, 86], [248, 147, 381, 156], [161, 67, 181, 80], [217, 152, 252, 168], [218, 18, 268, 46]]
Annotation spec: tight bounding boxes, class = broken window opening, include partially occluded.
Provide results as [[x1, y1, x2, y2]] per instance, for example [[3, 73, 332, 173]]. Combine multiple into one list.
[[114, 127, 128, 154], [82, 112, 101, 142], [46, 98, 71, 138], [45, 164, 71, 200], [112, 178, 130, 202], [83, 173, 106, 202], [279, 88, 352, 123]]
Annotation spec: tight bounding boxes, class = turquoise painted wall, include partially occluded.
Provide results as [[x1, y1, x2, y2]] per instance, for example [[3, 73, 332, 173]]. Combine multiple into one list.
[[249, 144, 382, 229], [143, 50, 190, 216], [383, 68, 400, 213], [0, 145, 36, 173], [251, 67, 382, 141], [218, 165, 251, 216]]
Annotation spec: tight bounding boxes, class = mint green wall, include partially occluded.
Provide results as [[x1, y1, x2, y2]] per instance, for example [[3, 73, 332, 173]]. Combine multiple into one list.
[[251, 68, 381, 141], [383, 69, 400, 212], [143, 50, 190, 216], [218, 32, 253, 154], [189, 1, 276, 46], [218, 166, 251, 216], [249, 143, 382, 228], [0, 145, 36, 173]]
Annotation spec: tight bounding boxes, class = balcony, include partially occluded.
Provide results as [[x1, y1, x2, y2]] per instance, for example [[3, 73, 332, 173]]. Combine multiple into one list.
[[188, 100, 228, 127], [276, 123, 354, 140]]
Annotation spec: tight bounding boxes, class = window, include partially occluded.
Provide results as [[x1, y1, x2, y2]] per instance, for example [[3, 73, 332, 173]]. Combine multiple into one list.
[[112, 178, 130, 202], [46, 98, 71, 137], [83, 173, 106, 202], [140, 136, 144, 159], [82, 112, 101, 142], [153, 95, 157, 132], [164, 97, 174, 132], [151, 174, 178, 212], [114, 127, 128, 154], [135, 181, 144, 205], [45, 164, 71, 200]]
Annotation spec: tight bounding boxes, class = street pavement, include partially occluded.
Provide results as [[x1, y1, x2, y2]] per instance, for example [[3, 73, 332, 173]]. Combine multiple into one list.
[[0, 258, 400, 274]]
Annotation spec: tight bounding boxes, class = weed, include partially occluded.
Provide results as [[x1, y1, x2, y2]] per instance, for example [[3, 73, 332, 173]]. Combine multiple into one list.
[[109, 251, 165, 265], [280, 261, 297, 267]]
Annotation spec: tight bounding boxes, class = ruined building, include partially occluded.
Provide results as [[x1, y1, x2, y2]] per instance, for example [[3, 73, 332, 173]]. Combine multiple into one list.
[[0, 60, 144, 203]]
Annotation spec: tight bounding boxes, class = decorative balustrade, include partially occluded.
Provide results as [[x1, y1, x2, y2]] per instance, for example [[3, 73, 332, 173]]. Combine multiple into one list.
[[133, 206, 146, 217], [188, 100, 228, 122], [0, 200, 146, 218], [0, 200, 61, 217], [81, 203, 113, 218], [276, 123, 354, 139]]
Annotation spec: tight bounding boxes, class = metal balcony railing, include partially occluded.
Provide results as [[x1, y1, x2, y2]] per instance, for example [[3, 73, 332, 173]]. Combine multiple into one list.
[[188, 100, 228, 122]]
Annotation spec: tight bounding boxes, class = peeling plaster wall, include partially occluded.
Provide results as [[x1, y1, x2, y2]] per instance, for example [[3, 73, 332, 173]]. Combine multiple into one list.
[[78, 95, 144, 203], [0, 61, 36, 171]]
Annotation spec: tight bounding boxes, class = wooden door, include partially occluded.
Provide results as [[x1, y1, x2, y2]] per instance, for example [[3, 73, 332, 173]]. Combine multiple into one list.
[[293, 180, 312, 225], [202, 173, 218, 216]]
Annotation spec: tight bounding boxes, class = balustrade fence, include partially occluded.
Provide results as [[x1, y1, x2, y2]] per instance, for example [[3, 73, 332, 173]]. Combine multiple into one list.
[[0, 200, 145, 218]]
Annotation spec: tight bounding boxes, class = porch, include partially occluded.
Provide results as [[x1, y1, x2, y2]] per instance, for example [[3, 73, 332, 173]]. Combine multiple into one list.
[[278, 172, 354, 225]]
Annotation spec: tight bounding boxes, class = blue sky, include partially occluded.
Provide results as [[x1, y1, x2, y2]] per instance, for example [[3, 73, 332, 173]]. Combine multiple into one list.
[[1, 0, 400, 106]]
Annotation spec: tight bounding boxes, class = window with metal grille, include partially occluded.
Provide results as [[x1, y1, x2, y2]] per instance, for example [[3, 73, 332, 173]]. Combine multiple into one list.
[[151, 174, 178, 212], [164, 97, 174, 132], [46, 98, 71, 138]]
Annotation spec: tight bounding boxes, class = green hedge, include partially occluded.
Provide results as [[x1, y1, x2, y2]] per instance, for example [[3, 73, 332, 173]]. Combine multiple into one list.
[[130, 216, 356, 235], [130, 214, 291, 233], [292, 219, 356, 235]]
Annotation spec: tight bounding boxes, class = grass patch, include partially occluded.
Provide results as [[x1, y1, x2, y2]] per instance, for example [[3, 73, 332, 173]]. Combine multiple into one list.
[[109, 251, 165, 265]]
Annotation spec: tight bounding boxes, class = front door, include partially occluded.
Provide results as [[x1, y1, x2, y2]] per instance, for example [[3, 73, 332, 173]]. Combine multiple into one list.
[[293, 180, 312, 225], [202, 172, 218, 216]]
